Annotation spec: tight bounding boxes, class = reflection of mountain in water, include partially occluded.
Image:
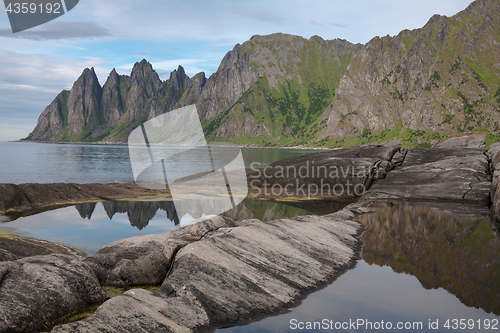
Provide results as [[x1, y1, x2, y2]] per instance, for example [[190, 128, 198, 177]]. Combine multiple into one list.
[[222, 198, 346, 222], [360, 203, 500, 314], [75, 203, 97, 220], [74, 198, 346, 231], [101, 201, 180, 229]]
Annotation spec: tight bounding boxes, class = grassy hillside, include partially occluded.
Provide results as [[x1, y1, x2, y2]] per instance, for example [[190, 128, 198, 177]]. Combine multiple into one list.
[[203, 34, 360, 147]]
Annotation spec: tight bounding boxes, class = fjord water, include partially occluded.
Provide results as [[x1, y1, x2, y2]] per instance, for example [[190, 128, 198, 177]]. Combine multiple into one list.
[[1, 142, 499, 331], [0, 141, 317, 184], [1, 197, 324, 255], [219, 203, 500, 333]]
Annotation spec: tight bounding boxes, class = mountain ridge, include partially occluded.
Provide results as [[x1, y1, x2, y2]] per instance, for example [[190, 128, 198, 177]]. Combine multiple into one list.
[[317, 0, 500, 147], [23, 0, 500, 148]]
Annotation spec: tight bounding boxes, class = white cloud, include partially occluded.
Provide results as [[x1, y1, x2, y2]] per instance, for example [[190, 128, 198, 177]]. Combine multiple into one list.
[[0, 0, 474, 44], [0, 50, 114, 140]]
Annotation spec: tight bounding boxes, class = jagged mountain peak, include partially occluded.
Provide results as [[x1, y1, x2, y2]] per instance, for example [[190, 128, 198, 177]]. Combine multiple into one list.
[[23, 0, 500, 147], [133, 58, 152, 69], [104, 68, 120, 84], [76, 67, 100, 84], [169, 65, 188, 92], [131, 59, 160, 80]]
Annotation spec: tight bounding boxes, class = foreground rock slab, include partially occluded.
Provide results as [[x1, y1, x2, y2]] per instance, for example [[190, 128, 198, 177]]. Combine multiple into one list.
[[52, 208, 363, 332], [362, 148, 491, 204], [0, 254, 108, 333], [85, 215, 238, 287]]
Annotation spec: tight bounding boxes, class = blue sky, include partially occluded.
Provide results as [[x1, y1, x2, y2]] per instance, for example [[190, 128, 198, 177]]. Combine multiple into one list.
[[0, 0, 474, 141]]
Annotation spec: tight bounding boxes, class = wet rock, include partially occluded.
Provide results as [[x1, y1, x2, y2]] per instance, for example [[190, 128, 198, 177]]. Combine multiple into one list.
[[85, 215, 238, 287], [362, 148, 491, 204], [0, 254, 108, 333], [51, 207, 362, 332], [433, 132, 486, 149], [247, 145, 400, 200], [0, 183, 169, 214]]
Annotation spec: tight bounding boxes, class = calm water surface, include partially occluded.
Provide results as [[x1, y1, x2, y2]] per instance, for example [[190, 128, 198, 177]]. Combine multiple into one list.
[[218, 203, 500, 332], [1, 142, 499, 331], [0, 142, 318, 184], [1, 197, 325, 255]]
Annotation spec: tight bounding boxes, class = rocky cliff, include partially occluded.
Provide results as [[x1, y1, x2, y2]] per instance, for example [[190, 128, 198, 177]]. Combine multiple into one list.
[[318, 0, 500, 147], [25, 61, 200, 143], [203, 34, 360, 145], [24, 0, 500, 147]]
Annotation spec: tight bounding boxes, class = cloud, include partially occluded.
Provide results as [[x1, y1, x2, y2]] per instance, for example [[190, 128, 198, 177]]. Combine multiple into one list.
[[0, 0, 476, 142], [310, 20, 347, 29], [230, 4, 283, 24], [0, 50, 113, 140], [0, 21, 111, 40], [333, 23, 347, 28]]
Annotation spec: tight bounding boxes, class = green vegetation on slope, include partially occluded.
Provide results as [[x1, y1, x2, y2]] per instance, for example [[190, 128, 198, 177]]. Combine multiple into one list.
[[204, 35, 359, 147]]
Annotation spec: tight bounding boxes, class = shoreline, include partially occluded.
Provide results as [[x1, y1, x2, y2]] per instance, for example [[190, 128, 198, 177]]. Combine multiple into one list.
[[10, 139, 333, 151], [2, 139, 500, 332]]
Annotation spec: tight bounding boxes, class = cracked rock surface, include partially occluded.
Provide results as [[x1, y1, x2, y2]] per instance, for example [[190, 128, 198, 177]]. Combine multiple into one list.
[[488, 142, 500, 224], [51, 209, 362, 332], [361, 148, 491, 204]]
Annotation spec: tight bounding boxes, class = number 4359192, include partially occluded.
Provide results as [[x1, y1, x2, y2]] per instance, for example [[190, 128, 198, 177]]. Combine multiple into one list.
[[444, 319, 498, 330], [5, 2, 61, 14]]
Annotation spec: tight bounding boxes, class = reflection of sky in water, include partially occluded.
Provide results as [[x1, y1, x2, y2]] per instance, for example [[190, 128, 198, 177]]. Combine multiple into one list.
[[0, 198, 315, 255], [219, 260, 498, 333], [0, 203, 178, 255]]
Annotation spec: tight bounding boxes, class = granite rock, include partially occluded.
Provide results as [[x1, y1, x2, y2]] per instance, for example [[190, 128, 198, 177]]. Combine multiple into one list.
[[362, 148, 491, 204], [247, 145, 399, 200], [0, 254, 108, 333], [84, 215, 238, 287], [52, 207, 362, 332], [433, 132, 486, 148]]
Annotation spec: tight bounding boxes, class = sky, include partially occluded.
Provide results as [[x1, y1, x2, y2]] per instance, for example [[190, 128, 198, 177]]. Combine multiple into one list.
[[0, 0, 474, 141]]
